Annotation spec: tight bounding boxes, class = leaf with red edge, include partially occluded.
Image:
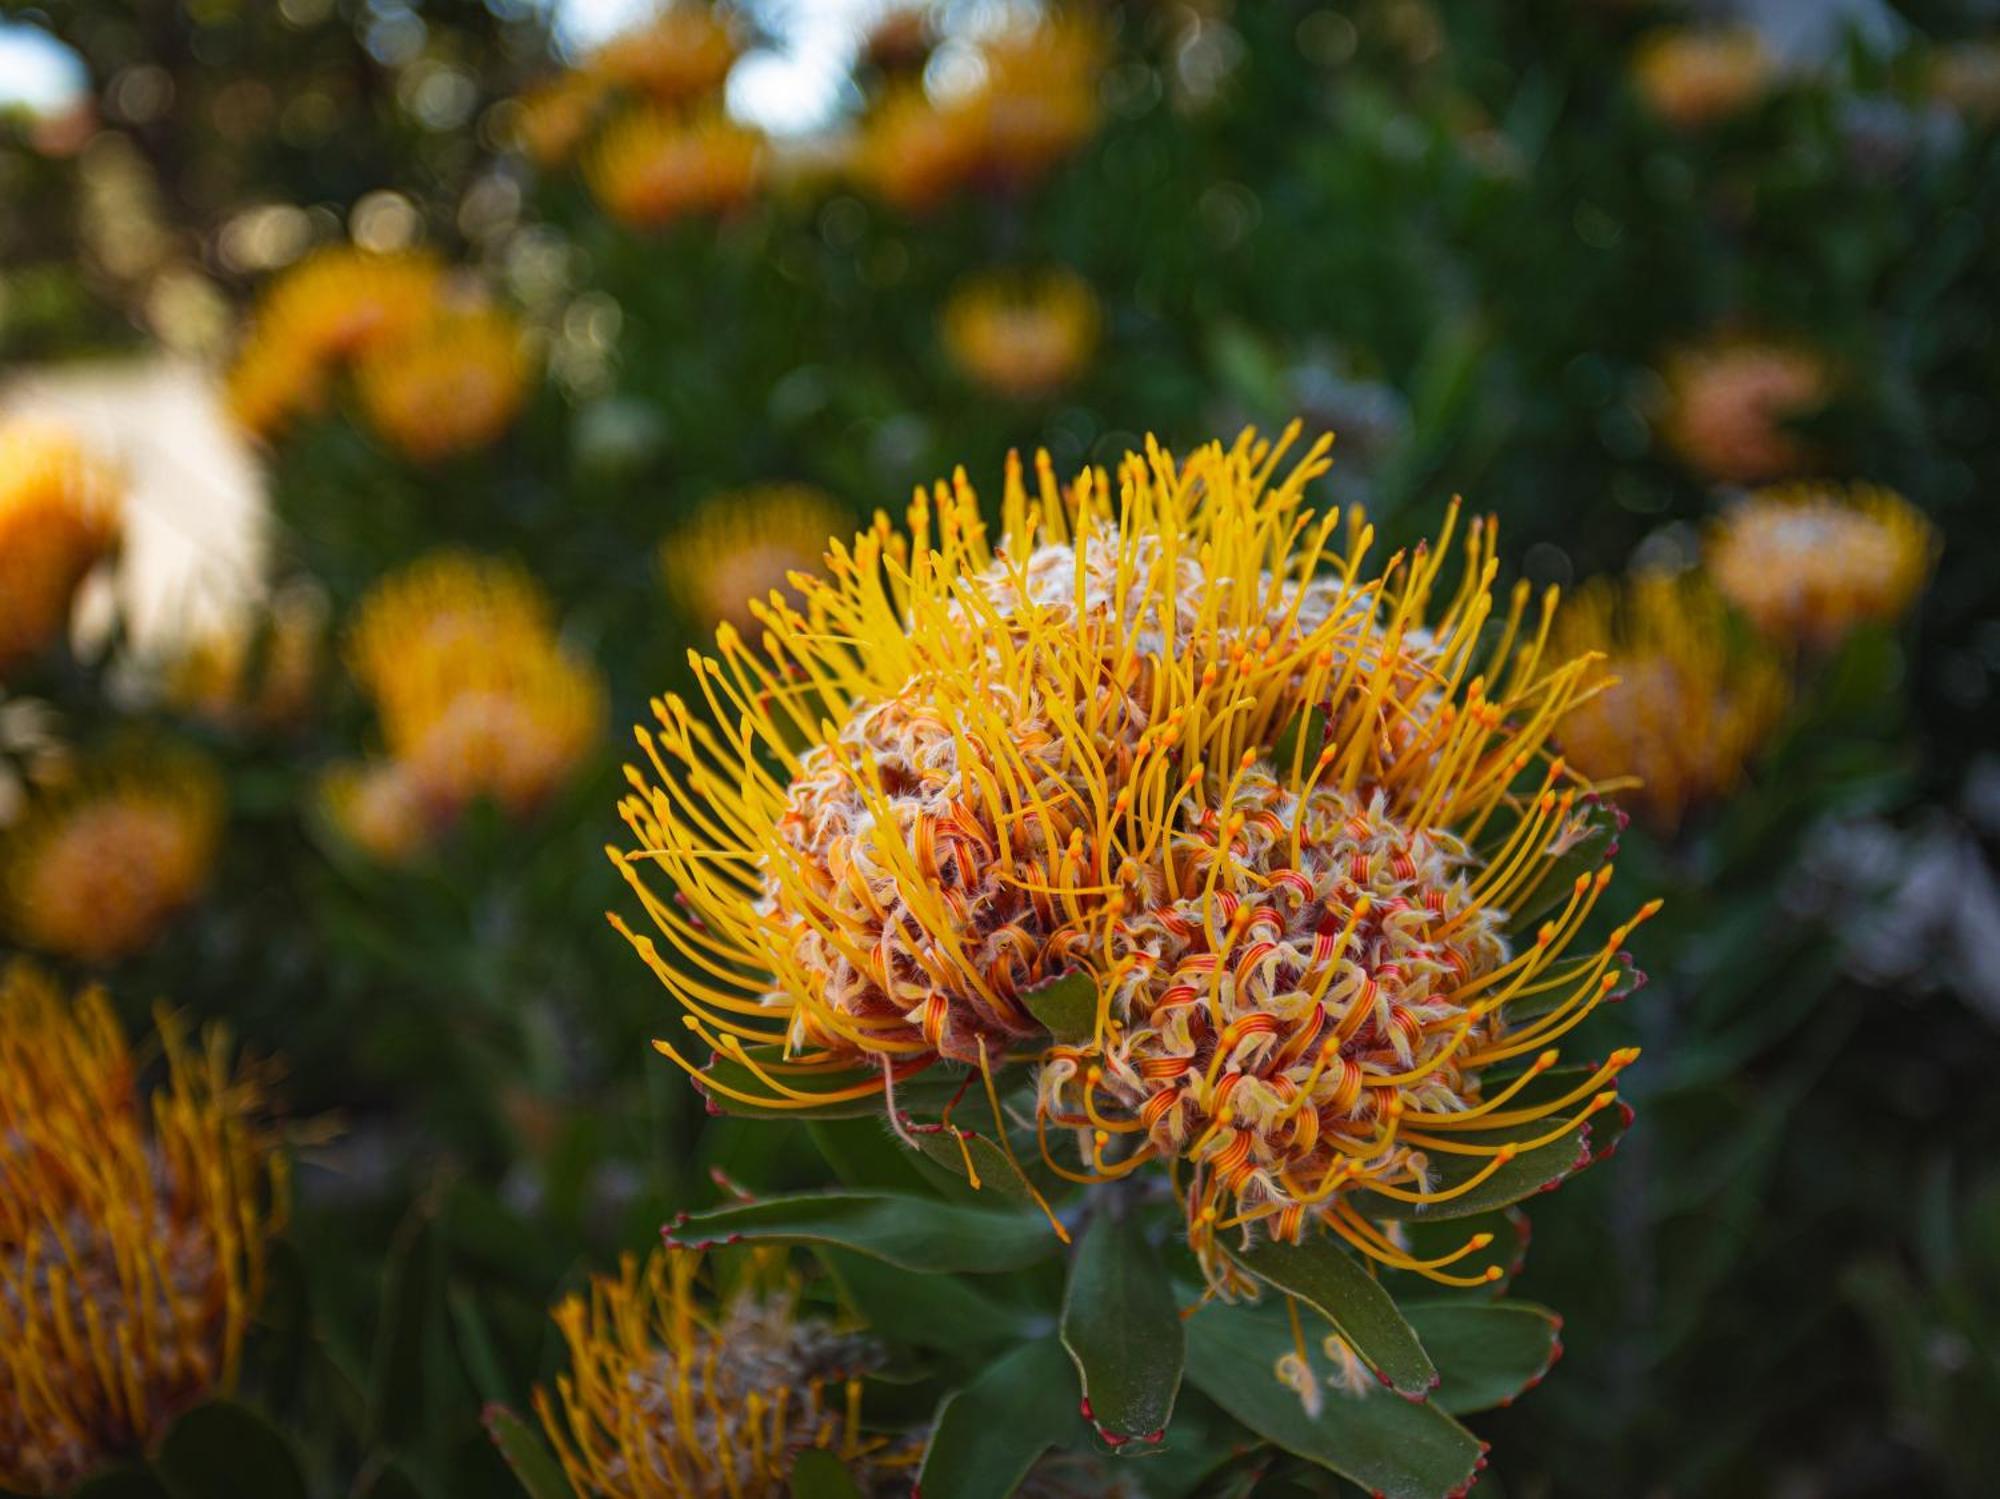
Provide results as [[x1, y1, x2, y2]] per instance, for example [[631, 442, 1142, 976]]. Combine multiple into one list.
[[1403, 1301, 1565, 1415], [1060, 1209, 1186, 1445]]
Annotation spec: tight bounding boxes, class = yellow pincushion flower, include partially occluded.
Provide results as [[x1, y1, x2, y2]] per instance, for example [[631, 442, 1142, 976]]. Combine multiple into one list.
[[0, 420, 122, 680], [514, 71, 609, 167], [585, 106, 763, 230], [533, 1247, 909, 1498], [1709, 484, 1937, 652], [854, 15, 1101, 211], [1631, 28, 1773, 130], [1, 747, 223, 963], [1660, 338, 1830, 484], [1552, 572, 1789, 831], [321, 761, 436, 866], [340, 553, 604, 840], [615, 427, 1650, 1289], [941, 269, 1100, 400], [226, 247, 445, 438], [354, 306, 534, 464], [971, 13, 1104, 188], [587, 6, 738, 106], [0, 965, 286, 1496], [661, 484, 851, 634]]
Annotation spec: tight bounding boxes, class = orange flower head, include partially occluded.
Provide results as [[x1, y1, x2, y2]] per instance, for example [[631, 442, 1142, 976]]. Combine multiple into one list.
[[354, 305, 534, 464], [1709, 483, 1936, 652], [346, 553, 604, 824], [1, 746, 222, 963], [971, 14, 1105, 187], [660, 484, 851, 635], [616, 427, 1649, 1294], [585, 106, 764, 229], [1660, 338, 1831, 484], [1553, 572, 1789, 830], [515, 70, 608, 166], [320, 759, 438, 865], [226, 247, 445, 437], [1631, 27, 1773, 129], [533, 1247, 911, 1498], [0, 420, 122, 680], [587, 6, 738, 106], [852, 84, 986, 213], [941, 268, 1100, 399], [0, 964, 286, 1495]]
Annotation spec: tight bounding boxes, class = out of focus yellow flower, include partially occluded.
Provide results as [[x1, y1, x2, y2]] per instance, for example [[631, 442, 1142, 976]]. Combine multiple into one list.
[[974, 13, 1104, 187], [617, 426, 1650, 1293], [1554, 572, 1789, 832], [170, 586, 324, 734], [854, 14, 1102, 210], [226, 247, 445, 438], [1709, 484, 1936, 652], [534, 1247, 909, 1498], [852, 83, 986, 213], [941, 268, 1100, 399], [1930, 40, 2000, 122], [661, 484, 848, 634], [0, 420, 122, 680], [320, 760, 435, 866], [586, 5, 738, 106], [514, 71, 608, 167], [338, 554, 604, 848], [1631, 28, 1773, 129], [585, 106, 763, 229], [0, 964, 286, 1497], [1660, 338, 1830, 484], [354, 306, 533, 464], [0, 747, 222, 963]]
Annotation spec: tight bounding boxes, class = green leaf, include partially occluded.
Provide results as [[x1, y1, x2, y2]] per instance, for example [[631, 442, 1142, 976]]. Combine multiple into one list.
[[789, 1448, 867, 1499], [1020, 970, 1098, 1045], [694, 1047, 970, 1121], [369, 1210, 442, 1450], [483, 1405, 579, 1499], [1502, 794, 1624, 934], [1060, 1210, 1186, 1442], [666, 1191, 1060, 1273], [153, 1401, 307, 1499], [917, 1338, 1087, 1499], [906, 1122, 1042, 1202], [818, 1246, 1034, 1351], [1225, 1238, 1437, 1399], [1184, 1302, 1482, 1499], [1402, 1301, 1563, 1415], [1344, 1087, 1626, 1222]]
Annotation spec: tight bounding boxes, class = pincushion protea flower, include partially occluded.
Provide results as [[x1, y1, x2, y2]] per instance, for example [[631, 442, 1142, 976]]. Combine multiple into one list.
[[0, 419, 121, 680], [0, 964, 286, 1495], [586, 5, 738, 106], [226, 247, 443, 437], [532, 1247, 910, 1497], [660, 484, 851, 633], [941, 269, 1100, 400], [1659, 338, 1830, 484], [1709, 483, 1936, 652], [329, 553, 604, 856], [1630, 27, 1773, 130], [514, 70, 609, 166], [1551, 572, 1789, 831], [614, 426, 1651, 1290], [586, 106, 763, 230], [853, 14, 1101, 211], [354, 305, 533, 463], [0, 745, 222, 962]]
